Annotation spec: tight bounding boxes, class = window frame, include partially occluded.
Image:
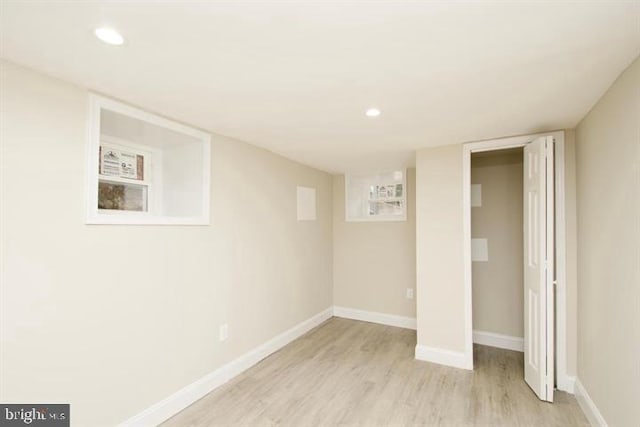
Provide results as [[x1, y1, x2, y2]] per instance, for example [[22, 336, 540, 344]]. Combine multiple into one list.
[[344, 170, 407, 222], [86, 94, 211, 225]]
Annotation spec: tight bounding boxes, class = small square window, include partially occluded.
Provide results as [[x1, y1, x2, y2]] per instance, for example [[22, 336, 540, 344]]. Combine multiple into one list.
[[345, 170, 407, 222], [86, 95, 211, 225]]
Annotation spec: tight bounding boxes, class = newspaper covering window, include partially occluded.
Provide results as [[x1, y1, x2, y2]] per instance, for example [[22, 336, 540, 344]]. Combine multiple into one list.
[[99, 146, 144, 180]]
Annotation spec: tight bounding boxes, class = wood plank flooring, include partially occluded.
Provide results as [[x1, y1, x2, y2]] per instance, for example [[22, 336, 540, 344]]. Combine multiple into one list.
[[162, 317, 587, 426]]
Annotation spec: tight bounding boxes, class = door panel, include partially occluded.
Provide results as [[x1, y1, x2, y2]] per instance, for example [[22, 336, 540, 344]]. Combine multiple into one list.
[[523, 136, 554, 402]]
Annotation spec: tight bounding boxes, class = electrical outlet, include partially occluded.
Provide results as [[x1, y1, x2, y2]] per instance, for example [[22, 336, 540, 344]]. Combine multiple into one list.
[[406, 288, 414, 299], [219, 324, 228, 342]]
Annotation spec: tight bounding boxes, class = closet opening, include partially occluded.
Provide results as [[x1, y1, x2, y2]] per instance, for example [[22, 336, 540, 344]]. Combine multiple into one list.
[[463, 132, 569, 403], [470, 147, 526, 363]]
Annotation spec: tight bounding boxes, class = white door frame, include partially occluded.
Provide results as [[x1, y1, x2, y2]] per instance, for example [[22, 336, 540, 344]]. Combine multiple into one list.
[[462, 130, 572, 393]]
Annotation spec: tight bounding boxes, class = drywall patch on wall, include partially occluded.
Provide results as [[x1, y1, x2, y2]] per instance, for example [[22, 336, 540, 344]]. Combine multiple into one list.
[[297, 186, 317, 221], [470, 184, 482, 207], [470, 238, 488, 262]]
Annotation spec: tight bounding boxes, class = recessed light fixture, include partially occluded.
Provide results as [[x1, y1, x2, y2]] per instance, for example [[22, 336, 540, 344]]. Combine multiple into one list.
[[365, 108, 381, 117], [95, 27, 124, 46]]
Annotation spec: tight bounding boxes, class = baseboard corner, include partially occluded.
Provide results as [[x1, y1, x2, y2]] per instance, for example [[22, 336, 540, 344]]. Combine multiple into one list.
[[414, 344, 472, 370], [557, 374, 576, 394]]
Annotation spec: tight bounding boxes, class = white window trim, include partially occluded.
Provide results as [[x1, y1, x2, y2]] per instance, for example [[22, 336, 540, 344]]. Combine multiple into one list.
[[345, 170, 407, 222], [97, 135, 161, 216], [86, 94, 211, 225]]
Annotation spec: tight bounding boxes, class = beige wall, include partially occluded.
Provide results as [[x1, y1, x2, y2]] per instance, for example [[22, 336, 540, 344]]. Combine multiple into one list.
[[0, 61, 333, 426], [332, 171, 416, 318], [415, 144, 466, 352], [575, 56, 639, 426], [471, 150, 524, 338]]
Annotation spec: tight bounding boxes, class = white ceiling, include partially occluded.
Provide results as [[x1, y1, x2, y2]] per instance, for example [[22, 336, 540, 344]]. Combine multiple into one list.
[[2, 1, 639, 174]]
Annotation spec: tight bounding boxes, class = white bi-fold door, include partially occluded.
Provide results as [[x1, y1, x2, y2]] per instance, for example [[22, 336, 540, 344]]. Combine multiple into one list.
[[523, 136, 555, 402]]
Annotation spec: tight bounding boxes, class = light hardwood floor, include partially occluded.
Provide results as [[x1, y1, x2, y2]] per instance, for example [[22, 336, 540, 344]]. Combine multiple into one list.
[[163, 318, 588, 426]]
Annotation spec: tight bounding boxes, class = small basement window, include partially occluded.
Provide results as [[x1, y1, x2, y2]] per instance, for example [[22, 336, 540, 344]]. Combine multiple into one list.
[[345, 170, 407, 222], [86, 95, 211, 225]]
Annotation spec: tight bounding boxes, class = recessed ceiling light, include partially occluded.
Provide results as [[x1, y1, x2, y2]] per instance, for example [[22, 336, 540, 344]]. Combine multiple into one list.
[[365, 108, 381, 117], [95, 27, 124, 46]]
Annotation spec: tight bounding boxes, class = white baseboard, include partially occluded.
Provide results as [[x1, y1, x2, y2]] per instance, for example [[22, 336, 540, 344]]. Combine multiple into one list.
[[473, 330, 524, 352], [224, 308, 332, 379], [331, 308, 469, 371], [557, 374, 576, 394], [333, 306, 416, 330], [119, 307, 333, 427], [575, 379, 608, 427], [415, 344, 472, 370], [119, 363, 228, 427]]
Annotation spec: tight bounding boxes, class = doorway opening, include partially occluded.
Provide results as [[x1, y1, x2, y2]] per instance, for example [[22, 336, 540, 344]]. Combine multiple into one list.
[[462, 131, 570, 403], [470, 147, 525, 355]]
